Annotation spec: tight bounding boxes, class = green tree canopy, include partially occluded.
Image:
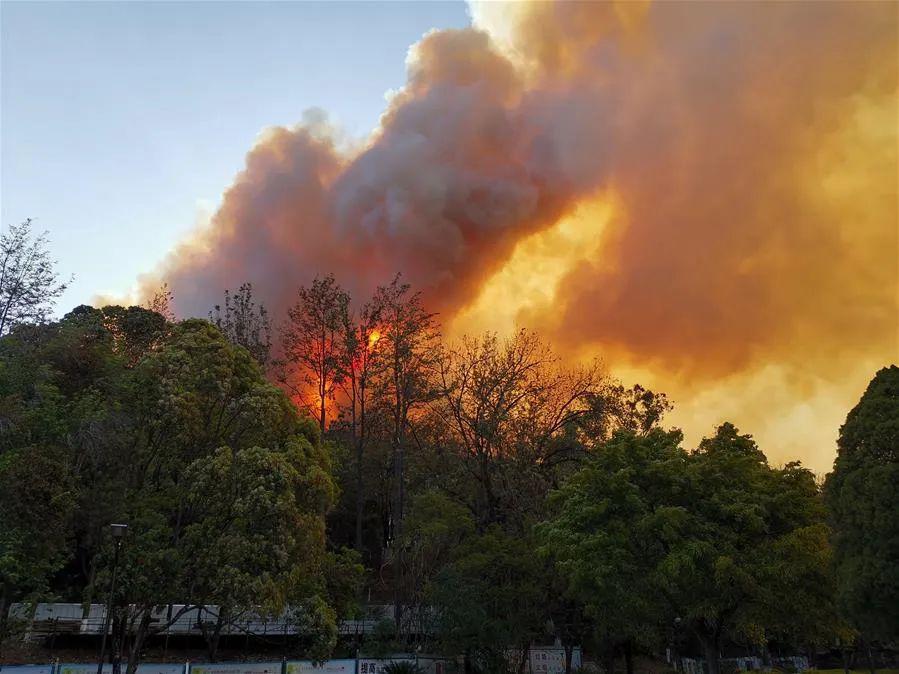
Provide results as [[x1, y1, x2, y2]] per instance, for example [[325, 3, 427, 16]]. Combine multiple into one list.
[[0, 308, 353, 668], [427, 526, 546, 674], [825, 365, 899, 643], [542, 424, 839, 674]]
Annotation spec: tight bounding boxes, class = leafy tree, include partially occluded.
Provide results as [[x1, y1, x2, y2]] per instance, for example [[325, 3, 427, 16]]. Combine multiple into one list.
[[543, 592, 593, 674], [0, 308, 128, 643], [0, 444, 74, 650], [664, 425, 837, 673], [435, 330, 602, 530], [337, 295, 385, 553], [382, 663, 424, 674], [542, 425, 838, 674], [210, 282, 273, 366], [322, 547, 366, 625], [143, 282, 175, 322], [428, 527, 546, 674], [100, 304, 170, 366], [578, 383, 673, 443], [49, 306, 170, 611], [401, 490, 476, 634], [104, 319, 337, 674], [1, 308, 347, 670], [825, 365, 899, 643], [0, 219, 71, 335], [539, 429, 684, 673], [281, 275, 351, 433], [364, 618, 401, 659], [0, 306, 165, 624], [372, 276, 440, 540], [371, 276, 441, 630], [184, 439, 335, 661]]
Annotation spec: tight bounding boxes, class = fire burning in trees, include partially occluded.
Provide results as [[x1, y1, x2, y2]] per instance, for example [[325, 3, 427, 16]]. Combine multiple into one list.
[[139, 1, 897, 472], [368, 330, 382, 350]]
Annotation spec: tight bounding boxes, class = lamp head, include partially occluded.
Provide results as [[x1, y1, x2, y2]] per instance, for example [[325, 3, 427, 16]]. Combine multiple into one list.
[[110, 523, 128, 539]]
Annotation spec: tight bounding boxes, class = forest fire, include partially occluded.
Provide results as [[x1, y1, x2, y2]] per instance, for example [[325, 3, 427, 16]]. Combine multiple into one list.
[[368, 330, 381, 350], [138, 1, 896, 472], [3, 2, 897, 668]]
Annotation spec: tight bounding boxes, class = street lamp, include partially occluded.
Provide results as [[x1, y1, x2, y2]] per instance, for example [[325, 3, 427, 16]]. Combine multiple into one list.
[[97, 523, 128, 674]]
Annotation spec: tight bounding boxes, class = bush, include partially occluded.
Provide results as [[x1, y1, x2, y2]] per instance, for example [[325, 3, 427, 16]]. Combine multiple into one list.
[[382, 663, 424, 674], [362, 618, 399, 658]]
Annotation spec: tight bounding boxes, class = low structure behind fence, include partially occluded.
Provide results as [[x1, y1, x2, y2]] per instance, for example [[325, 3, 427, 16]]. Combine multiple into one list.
[[0, 658, 450, 674], [679, 656, 810, 674]]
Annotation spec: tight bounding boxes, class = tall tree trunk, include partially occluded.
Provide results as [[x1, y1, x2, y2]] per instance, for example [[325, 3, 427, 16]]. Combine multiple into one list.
[[697, 631, 720, 674], [319, 333, 327, 435], [353, 379, 365, 553], [518, 641, 530, 674], [211, 608, 227, 662], [806, 645, 817, 670], [479, 454, 496, 526], [354, 458, 365, 552], [203, 606, 227, 662], [624, 639, 635, 674], [603, 642, 616, 674], [354, 405, 365, 553], [125, 610, 152, 674], [392, 440, 404, 637], [0, 581, 11, 657], [83, 551, 98, 613], [392, 403, 405, 637], [864, 640, 876, 674], [564, 643, 574, 674]]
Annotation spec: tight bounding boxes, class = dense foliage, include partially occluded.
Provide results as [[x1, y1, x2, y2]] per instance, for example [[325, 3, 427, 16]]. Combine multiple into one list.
[[540, 426, 843, 674], [825, 366, 899, 643], [0, 261, 894, 672], [0, 306, 358, 668]]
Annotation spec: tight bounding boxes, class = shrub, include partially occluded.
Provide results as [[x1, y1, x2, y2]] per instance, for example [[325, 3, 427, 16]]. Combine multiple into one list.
[[382, 663, 425, 674]]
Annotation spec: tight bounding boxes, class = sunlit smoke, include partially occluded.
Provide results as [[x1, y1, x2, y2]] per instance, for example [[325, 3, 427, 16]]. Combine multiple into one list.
[[139, 1, 898, 472]]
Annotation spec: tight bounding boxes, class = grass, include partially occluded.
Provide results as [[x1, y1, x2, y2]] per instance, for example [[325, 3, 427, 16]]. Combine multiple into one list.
[[805, 670, 899, 674]]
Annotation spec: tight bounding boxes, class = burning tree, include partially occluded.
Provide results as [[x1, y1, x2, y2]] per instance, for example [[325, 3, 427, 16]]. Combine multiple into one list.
[[280, 274, 351, 433], [338, 296, 386, 552]]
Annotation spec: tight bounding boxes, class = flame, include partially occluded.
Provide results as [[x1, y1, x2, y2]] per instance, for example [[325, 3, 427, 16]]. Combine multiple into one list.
[[368, 329, 381, 350]]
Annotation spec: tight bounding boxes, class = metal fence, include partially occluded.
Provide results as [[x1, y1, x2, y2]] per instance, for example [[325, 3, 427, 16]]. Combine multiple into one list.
[[0, 657, 450, 674], [679, 656, 810, 674], [8, 604, 395, 639]]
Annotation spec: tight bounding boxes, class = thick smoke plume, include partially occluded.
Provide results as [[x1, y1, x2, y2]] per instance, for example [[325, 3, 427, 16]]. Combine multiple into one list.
[[142, 1, 897, 472]]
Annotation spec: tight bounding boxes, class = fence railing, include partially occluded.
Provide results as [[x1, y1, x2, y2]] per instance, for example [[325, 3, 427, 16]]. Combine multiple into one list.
[[0, 656, 450, 674], [678, 656, 810, 674], [8, 604, 396, 638]]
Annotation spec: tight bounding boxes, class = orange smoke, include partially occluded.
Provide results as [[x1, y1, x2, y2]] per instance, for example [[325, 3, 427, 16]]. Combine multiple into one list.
[[142, 2, 898, 472]]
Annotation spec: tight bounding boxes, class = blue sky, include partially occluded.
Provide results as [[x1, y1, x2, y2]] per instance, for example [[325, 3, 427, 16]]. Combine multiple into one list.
[[1, 0, 471, 311]]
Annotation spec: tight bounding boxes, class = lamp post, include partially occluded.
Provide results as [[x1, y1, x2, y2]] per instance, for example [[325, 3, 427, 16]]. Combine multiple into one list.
[[97, 523, 128, 674]]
